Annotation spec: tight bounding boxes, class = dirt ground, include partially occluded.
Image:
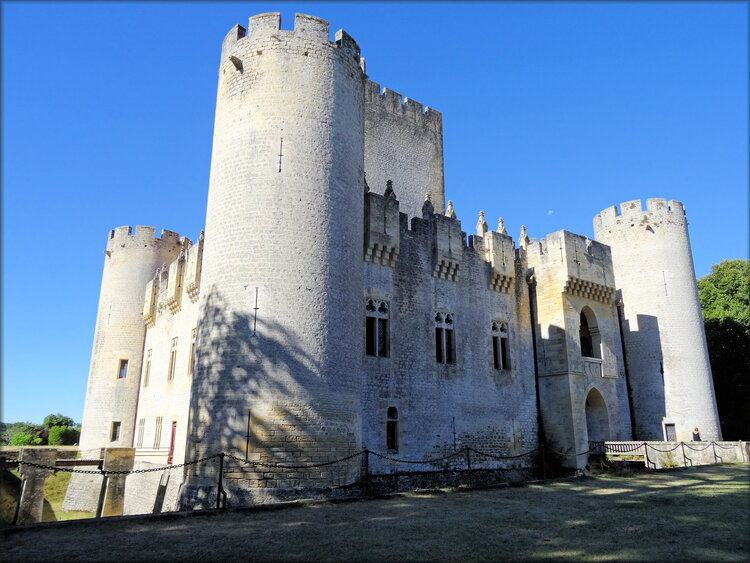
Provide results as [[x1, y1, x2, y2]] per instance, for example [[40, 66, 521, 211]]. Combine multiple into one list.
[[2, 464, 748, 561]]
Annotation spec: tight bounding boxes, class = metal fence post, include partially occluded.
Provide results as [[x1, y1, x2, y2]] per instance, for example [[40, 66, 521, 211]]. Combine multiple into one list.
[[681, 442, 687, 467], [96, 475, 108, 518], [216, 453, 226, 509], [363, 449, 370, 496], [465, 447, 472, 486]]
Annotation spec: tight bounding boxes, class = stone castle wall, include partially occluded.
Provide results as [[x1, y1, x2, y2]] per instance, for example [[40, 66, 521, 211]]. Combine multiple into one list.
[[364, 81, 445, 219], [361, 194, 539, 474]]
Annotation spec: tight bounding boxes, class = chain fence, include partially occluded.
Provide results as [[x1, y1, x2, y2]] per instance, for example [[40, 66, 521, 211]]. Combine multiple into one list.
[[3, 440, 743, 477], [2, 439, 745, 523]]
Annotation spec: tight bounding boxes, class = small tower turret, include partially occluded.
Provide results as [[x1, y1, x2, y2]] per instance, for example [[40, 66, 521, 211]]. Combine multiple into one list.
[[78, 226, 184, 452]]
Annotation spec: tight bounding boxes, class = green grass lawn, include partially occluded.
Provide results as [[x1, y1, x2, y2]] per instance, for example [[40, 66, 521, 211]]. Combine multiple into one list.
[[2, 463, 748, 561]]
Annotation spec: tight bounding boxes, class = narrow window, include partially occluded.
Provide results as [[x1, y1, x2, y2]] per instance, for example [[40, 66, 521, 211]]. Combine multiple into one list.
[[144, 349, 152, 387], [377, 318, 388, 357], [110, 421, 121, 442], [386, 407, 398, 451], [154, 416, 163, 449], [167, 337, 178, 381], [499, 322, 510, 369], [445, 326, 455, 364], [664, 423, 677, 442], [579, 308, 601, 359], [188, 328, 196, 376], [366, 317, 377, 356], [435, 312, 456, 364], [117, 359, 128, 379], [580, 313, 594, 357], [500, 333, 509, 369], [492, 335, 500, 369], [435, 327, 444, 363], [492, 321, 511, 370], [365, 299, 390, 357], [136, 418, 145, 448]]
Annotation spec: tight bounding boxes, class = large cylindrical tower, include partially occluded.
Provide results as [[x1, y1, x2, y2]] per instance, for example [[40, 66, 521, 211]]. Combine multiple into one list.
[[184, 13, 365, 503], [594, 199, 721, 441]]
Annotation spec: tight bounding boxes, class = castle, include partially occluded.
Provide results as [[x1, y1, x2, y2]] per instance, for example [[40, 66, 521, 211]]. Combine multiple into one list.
[[67, 13, 721, 512]]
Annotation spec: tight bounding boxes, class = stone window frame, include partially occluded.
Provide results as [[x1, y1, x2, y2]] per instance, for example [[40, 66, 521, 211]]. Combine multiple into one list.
[[386, 406, 399, 452], [110, 421, 121, 442], [143, 349, 152, 388], [167, 337, 178, 381], [136, 417, 145, 448], [188, 328, 196, 376], [491, 320, 510, 370], [365, 299, 390, 358], [434, 311, 456, 365], [579, 307, 602, 360], [153, 416, 163, 449], [117, 359, 128, 379]]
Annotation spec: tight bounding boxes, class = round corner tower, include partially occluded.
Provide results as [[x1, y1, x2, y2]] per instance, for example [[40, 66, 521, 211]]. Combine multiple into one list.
[[593, 198, 721, 441], [184, 13, 366, 501], [78, 226, 184, 453]]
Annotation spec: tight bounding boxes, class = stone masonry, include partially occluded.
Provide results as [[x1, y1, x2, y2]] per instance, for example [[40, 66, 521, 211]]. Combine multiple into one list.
[[67, 13, 722, 513]]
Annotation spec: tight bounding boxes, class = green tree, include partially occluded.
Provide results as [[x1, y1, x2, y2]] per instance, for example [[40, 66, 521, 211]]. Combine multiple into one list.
[[697, 259, 750, 440], [42, 413, 75, 430]]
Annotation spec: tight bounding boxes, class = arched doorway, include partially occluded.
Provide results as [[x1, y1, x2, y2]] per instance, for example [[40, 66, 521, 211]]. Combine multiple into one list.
[[585, 388, 610, 442]]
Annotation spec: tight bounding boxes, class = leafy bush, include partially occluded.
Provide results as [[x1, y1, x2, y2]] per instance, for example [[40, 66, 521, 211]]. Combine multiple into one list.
[[10, 432, 33, 446], [47, 425, 79, 446]]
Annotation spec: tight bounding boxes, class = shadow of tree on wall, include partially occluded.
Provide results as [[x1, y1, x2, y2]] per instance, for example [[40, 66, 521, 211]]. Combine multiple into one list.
[[182, 288, 360, 507]]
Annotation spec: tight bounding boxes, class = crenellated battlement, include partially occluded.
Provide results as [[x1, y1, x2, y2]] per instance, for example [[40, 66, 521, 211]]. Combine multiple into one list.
[[594, 198, 687, 235], [220, 12, 361, 64], [365, 81, 442, 131], [526, 230, 616, 303], [106, 225, 184, 254]]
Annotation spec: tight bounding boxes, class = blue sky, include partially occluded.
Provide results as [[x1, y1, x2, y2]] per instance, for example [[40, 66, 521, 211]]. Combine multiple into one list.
[[2, 2, 747, 425]]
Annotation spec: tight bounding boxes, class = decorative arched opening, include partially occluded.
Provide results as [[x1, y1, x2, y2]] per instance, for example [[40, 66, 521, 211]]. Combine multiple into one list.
[[579, 307, 601, 359], [585, 388, 610, 443]]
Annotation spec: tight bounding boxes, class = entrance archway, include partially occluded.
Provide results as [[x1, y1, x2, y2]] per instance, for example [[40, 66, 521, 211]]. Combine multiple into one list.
[[585, 388, 610, 442]]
